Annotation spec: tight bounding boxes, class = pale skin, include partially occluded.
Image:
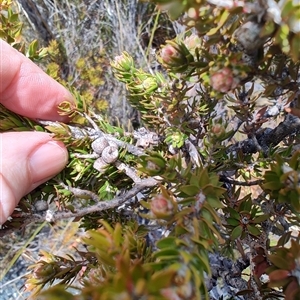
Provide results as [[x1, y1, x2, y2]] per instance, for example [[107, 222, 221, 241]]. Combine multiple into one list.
[[0, 39, 74, 225]]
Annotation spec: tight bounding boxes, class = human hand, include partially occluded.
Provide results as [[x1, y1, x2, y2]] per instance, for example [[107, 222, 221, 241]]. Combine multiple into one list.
[[0, 39, 74, 225]]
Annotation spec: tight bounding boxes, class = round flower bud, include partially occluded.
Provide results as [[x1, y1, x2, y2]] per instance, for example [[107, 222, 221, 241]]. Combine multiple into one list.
[[150, 194, 174, 219], [160, 44, 179, 64], [210, 67, 239, 93], [211, 124, 226, 137], [113, 52, 134, 71]]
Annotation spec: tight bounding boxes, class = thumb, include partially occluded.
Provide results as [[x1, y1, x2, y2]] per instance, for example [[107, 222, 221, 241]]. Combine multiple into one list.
[[0, 132, 68, 224]]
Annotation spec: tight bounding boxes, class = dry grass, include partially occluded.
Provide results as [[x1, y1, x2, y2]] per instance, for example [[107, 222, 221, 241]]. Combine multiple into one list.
[[17, 0, 163, 125], [0, 220, 83, 299]]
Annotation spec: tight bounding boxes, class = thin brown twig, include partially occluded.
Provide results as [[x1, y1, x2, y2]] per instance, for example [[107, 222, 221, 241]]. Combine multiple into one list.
[[47, 177, 158, 222], [220, 176, 263, 186], [0, 177, 158, 237]]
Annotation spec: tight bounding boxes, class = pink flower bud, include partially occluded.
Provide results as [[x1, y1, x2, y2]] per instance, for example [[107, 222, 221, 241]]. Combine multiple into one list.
[[211, 124, 225, 137], [161, 45, 179, 64], [113, 52, 134, 71], [210, 67, 239, 93], [150, 194, 174, 219]]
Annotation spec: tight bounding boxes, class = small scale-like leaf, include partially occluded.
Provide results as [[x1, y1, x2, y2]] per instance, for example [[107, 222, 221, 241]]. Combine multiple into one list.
[[195, 254, 211, 276], [147, 155, 166, 169], [240, 198, 252, 212], [149, 268, 176, 291], [267, 277, 291, 288], [226, 217, 240, 226], [179, 184, 199, 196], [153, 248, 180, 260], [26, 39, 38, 57], [290, 192, 300, 212], [268, 269, 290, 281], [252, 254, 265, 264], [190, 237, 210, 249], [263, 181, 282, 191], [277, 231, 292, 247], [252, 214, 269, 223], [291, 34, 300, 61], [235, 289, 254, 296], [112, 223, 122, 247], [289, 151, 299, 170], [156, 237, 177, 249], [100, 220, 114, 234], [207, 10, 230, 36], [289, 239, 300, 258], [268, 254, 290, 270], [202, 204, 221, 224], [206, 195, 224, 209], [203, 184, 226, 198], [231, 225, 243, 240], [34, 125, 45, 132], [247, 224, 261, 236], [198, 169, 210, 187], [227, 207, 241, 220], [84, 231, 111, 249]]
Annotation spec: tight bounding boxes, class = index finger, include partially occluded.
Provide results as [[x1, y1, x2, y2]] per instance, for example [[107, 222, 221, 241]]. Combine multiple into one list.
[[0, 39, 74, 122]]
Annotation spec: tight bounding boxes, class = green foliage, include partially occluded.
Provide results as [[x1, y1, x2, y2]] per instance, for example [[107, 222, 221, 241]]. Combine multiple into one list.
[[264, 0, 300, 62], [155, 0, 300, 61], [267, 238, 300, 299], [263, 152, 300, 212], [224, 195, 269, 240], [0, 104, 44, 132], [0, 0, 23, 47], [1, 0, 300, 299]]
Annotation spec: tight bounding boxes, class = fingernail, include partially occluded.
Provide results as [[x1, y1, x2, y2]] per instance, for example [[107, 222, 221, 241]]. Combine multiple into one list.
[[0, 176, 16, 225], [29, 141, 68, 183]]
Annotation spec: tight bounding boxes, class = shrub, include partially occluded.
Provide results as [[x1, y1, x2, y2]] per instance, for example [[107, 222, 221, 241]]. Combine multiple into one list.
[[1, 0, 300, 299]]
